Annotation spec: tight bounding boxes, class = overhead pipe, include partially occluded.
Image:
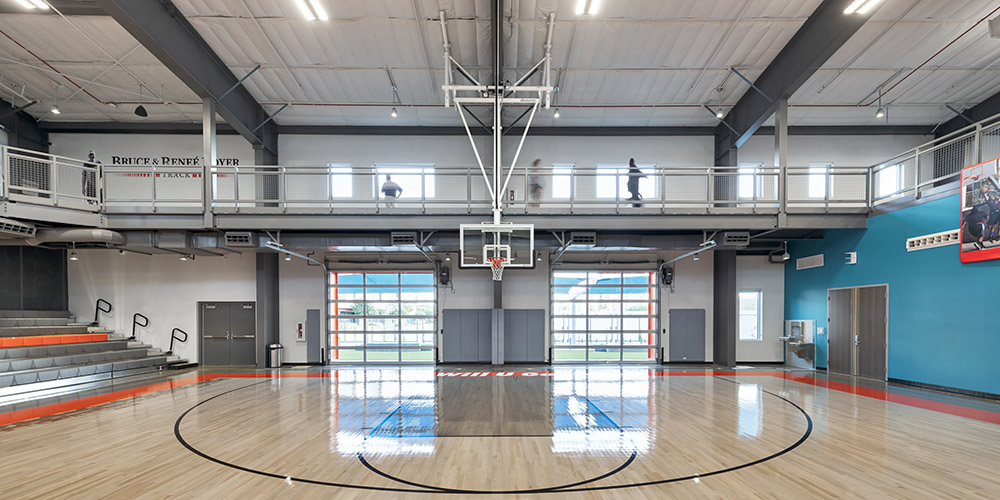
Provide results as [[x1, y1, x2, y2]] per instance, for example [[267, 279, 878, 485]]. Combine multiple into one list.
[[26, 229, 125, 246]]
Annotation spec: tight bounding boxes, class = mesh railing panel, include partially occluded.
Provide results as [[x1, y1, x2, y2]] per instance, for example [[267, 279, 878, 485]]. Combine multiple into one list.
[[981, 122, 1000, 162], [7, 154, 52, 198], [154, 172, 202, 204]]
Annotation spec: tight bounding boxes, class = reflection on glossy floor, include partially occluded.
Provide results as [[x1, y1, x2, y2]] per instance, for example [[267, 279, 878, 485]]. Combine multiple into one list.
[[1, 366, 999, 499]]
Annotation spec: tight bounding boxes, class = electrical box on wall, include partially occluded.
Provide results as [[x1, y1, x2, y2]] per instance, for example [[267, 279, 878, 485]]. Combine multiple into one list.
[[440, 266, 450, 286], [296, 322, 304, 342]]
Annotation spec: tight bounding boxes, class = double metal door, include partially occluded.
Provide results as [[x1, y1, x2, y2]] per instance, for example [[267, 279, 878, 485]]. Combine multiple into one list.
[[828, 286, 887, 380], [202, 302, 256, 366]]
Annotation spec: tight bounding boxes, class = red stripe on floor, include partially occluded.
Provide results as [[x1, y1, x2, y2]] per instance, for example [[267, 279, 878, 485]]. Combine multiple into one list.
[[1, 370, 997, 427]]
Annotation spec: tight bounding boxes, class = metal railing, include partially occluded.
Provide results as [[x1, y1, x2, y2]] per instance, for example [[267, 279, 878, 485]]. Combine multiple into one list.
[[201, 164, 869, 215], [12, 115, 999, 218], [103, 165, 203, 213], [0, 145, 101, 211], [92, 298, 112, 327], [130, 312, 149, 341], [871, 112, 1000, 205], [167, 328, 188, 355]]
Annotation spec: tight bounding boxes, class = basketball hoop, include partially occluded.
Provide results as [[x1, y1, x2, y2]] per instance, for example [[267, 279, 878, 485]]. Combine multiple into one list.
[[487, 256, 507, 281]]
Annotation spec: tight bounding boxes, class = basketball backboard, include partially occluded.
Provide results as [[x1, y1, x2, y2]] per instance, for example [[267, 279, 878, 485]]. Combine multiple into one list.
[[459, 223, 535, 268]]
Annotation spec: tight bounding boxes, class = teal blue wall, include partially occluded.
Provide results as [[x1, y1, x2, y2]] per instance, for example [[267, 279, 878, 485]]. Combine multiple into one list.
[[784, 195, 1000, 395]]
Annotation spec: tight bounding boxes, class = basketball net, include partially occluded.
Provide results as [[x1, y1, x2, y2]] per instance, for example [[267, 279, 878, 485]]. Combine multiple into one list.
[[487, 256, 507, 281]]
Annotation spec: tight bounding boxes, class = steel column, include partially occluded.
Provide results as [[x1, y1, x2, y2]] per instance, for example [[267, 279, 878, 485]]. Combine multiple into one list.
[[202, 99, 216, 227], [775, 97, 788, 227]]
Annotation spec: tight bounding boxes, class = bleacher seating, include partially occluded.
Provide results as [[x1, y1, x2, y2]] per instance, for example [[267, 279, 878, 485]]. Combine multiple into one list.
[[0, 310, 173, 398]]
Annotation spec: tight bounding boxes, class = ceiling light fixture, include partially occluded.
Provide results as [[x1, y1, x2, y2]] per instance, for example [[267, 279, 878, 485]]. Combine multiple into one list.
[[692, 254, 700, 261], [50, 82, 60, 115], [390, 107, 398, 118], [781, 241, 790, 261], [874, 87, 885, 120], [715, 109, 724, 119], [69, 251, 78, 261], [107, 102, 117, 108], [553, 108, 561, 118], [576, 0, 599, 15], [284, 254, 292, 261], [844, 0, 881, 15], [179, 255, 187, 261], [307, 0, 329, 20], [294, 0, 328, 21]]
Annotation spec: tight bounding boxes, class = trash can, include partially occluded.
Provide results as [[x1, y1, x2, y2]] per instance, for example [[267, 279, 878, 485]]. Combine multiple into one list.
[[267, 343, 283, 368]]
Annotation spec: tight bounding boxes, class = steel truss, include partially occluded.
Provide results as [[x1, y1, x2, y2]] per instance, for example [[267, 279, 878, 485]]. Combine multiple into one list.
[[439, 8, 556, 224]]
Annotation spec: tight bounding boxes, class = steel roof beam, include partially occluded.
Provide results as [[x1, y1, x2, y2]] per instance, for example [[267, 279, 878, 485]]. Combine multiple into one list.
[[0, 96, 48, 152], [717, 0, 876, 148], [95, 0, 272, 153], [936, 91, 1000, 137]]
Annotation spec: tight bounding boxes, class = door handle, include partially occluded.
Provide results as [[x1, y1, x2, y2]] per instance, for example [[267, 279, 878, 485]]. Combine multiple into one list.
[[233, 335, 255, 339]]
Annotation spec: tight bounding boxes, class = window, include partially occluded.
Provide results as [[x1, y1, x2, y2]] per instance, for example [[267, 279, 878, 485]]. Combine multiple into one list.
[[738, 163, 762, 199], [328, 162, 352, 198], [375, 163, 435, 199], [552, 163, 572, 199], [596, 162, 657, 199], [738, 290, 762, 341], [809, 162, 832, 199], [551, 270, 658, 362], [328, 271, 436, 362], [877, 163, 902, 198]]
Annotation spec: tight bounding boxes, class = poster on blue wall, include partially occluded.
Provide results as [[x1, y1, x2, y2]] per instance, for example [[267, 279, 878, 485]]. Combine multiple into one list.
[[961, 157, 1000, 263]]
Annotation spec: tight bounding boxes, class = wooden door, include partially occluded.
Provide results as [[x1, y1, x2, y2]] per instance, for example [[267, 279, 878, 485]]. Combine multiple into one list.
[[827, 289, 853, 375], [857, 286, 887, 380]]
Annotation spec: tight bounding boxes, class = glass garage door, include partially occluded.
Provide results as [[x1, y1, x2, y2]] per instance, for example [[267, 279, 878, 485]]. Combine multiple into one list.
[[328, 271, 436, 363], [551, 270, 659, 362]]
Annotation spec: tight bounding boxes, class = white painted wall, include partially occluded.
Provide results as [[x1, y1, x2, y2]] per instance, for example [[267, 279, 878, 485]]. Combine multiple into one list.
[[279, 134, 715, 167], [67, 250, 256, 363], [278, 257, 325, 363], [735, 256, 785, 363], [65, 248, 784, 365], [739, 134, 930, 167], [49, 133, 255, 165], [45, 132, 927, 170], [660, 251, 716, 363]]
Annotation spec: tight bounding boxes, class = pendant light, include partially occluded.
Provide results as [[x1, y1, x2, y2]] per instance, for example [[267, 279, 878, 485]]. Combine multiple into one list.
[[135, 84, 148, 117]]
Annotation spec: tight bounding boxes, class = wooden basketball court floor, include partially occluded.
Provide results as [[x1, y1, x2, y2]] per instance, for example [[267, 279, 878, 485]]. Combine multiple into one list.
[[1, 365, 998, 499]]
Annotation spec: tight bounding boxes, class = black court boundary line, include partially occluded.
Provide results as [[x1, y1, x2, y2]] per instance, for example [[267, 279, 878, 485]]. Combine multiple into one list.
[[173, 375, 813, 494]]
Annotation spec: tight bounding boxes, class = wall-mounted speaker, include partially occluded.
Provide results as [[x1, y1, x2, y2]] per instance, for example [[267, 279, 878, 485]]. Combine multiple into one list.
[[660, 266, 674, 286]]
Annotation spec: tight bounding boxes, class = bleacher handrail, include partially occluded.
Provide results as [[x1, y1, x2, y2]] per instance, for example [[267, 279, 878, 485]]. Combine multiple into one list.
[[130, 312, 149, 341], [167, 327, 188, 355], [92, 298, 112, 326]]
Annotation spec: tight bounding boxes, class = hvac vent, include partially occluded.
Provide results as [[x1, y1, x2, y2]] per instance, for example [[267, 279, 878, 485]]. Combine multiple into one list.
[[796, 254, 824, 270], [570, 232, 597, 246], [795, 254, 823, 271], [0, 217, 36, 238], [224, 232, 258, 247], [906, 229, 960, 252], [722, 232, 750, 247], [391, 232, 417, 245]]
